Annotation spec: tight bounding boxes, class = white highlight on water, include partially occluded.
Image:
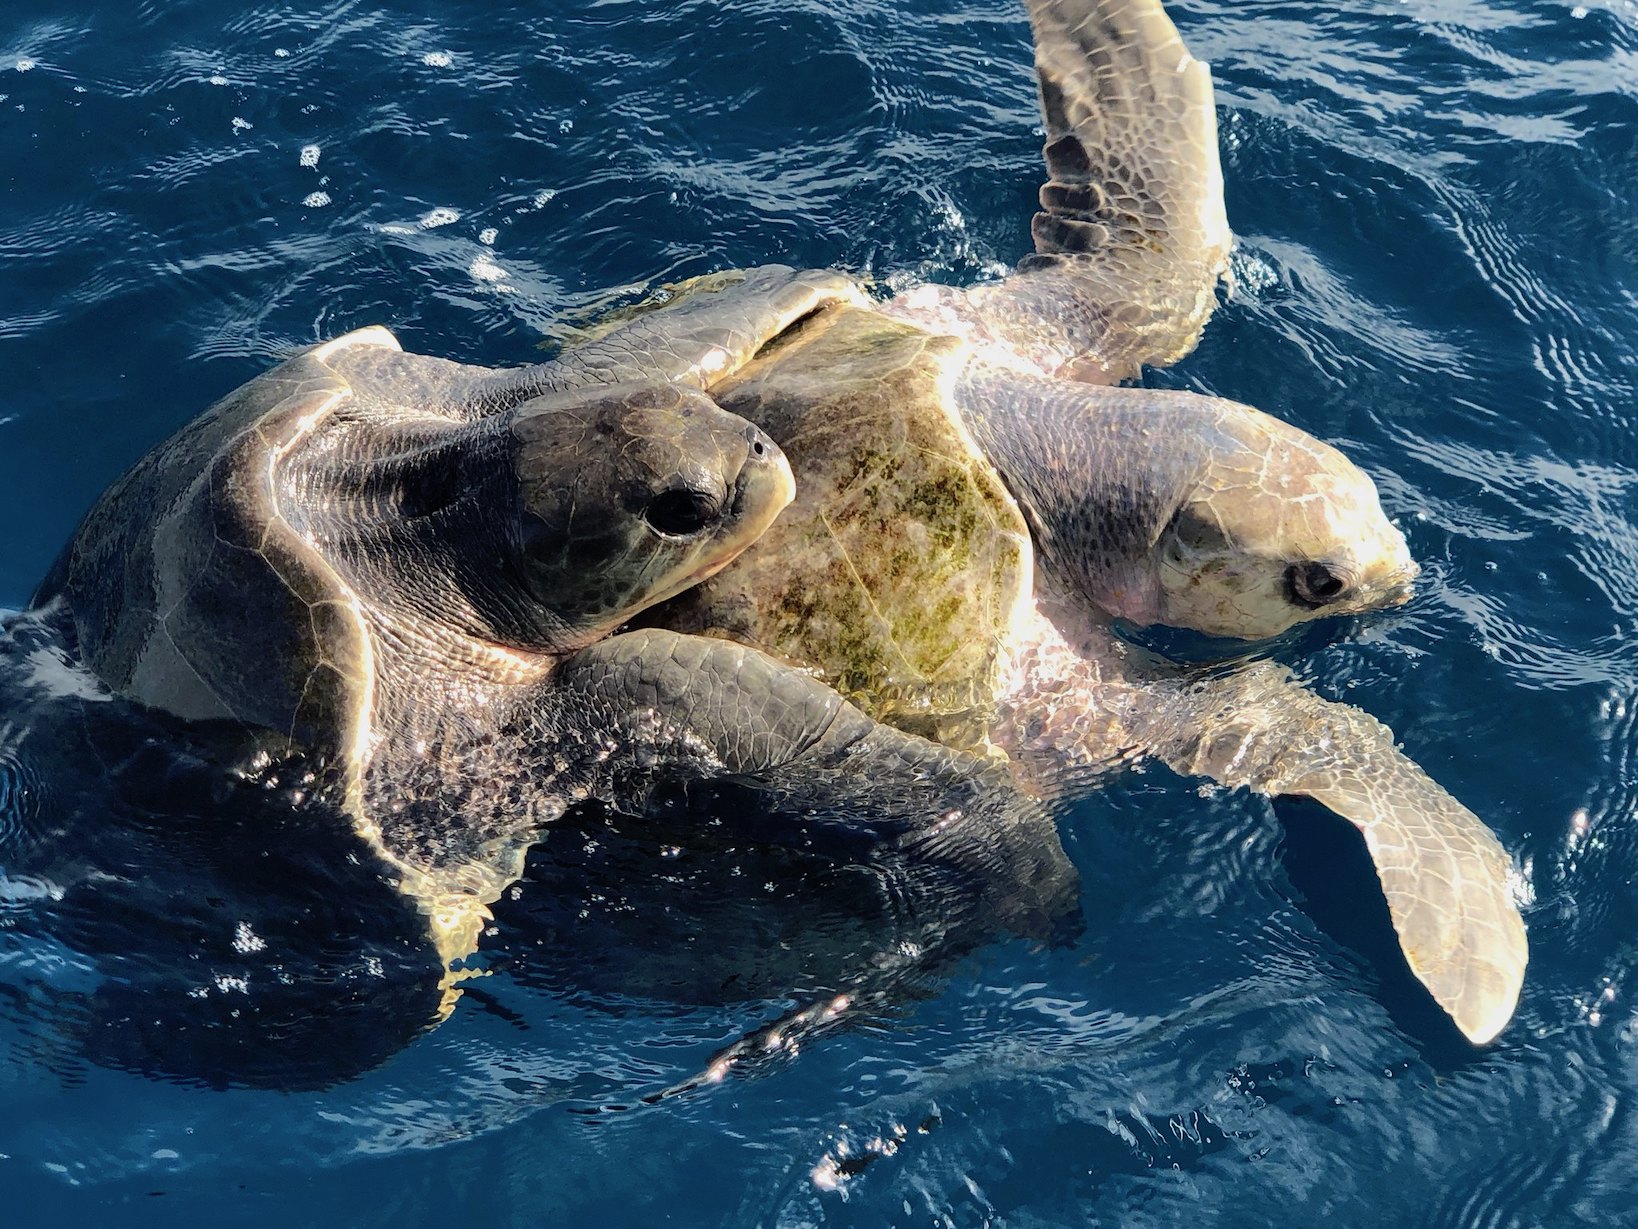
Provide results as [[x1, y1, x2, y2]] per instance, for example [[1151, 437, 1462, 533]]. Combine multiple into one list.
[[0, 874, 66, 906], [423, 51, 453, 68], [232, 921, 267, 954], [418, 207, 460, 229], [22, 647, 110, 701], [300, 144, 320, 168], [302, 191, 331, 208]]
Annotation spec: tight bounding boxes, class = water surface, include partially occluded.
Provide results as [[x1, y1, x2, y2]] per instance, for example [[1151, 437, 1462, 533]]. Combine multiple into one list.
[[2, 0, 1636, 1223]]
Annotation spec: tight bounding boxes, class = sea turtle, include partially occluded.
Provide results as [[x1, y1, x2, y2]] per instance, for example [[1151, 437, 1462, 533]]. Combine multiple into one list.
[[30, 320, 1074, 1005], [586, 0, 1524, 1043], [25, 0, 1524, 1045]]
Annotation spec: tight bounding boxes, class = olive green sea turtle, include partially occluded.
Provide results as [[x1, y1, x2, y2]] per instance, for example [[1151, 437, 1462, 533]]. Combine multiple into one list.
[[32, 321, 1081, 1006], [588, 0, 1524, 1043]]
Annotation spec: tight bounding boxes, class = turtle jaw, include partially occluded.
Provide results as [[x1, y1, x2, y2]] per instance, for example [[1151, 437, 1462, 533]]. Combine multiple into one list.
[[1343, 546, 1420, 617]]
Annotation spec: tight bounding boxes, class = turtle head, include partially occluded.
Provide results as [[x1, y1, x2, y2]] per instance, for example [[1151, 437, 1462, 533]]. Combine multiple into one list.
[[506, 382, 793, 651], [1140, 405, 1418, 640], [956, 379, 1417, 644]]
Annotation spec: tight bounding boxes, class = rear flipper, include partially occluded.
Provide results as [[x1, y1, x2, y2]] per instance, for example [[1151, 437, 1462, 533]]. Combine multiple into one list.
[[915, 0, 1231, 381], [1138, 661, 1526, 1045]]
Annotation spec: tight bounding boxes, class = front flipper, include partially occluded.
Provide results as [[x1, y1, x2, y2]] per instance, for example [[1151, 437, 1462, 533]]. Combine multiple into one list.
[[506, 265, 868, 398], [554, 628, 1078, 938], [956, 0, 1231, 380], [1136, 662, 1526, 1045]]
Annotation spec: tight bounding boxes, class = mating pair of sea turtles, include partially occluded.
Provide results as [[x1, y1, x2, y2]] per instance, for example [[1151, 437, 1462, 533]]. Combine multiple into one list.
[[30, 0, 1524, 1041]]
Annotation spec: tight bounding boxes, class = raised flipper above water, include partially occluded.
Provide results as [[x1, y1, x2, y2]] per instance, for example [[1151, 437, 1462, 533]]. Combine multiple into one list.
[[907, 0, 1232, 381], [1137, 661, 1527, 1045]]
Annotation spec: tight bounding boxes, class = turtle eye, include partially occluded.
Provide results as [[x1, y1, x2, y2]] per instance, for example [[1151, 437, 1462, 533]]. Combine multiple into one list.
[[1287, 561, 1348, 608], [644, 487, 722, 537]]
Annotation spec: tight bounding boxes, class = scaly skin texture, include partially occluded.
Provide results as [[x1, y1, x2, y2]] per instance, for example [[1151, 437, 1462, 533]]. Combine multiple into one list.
[[883, 0, 1229, 383], [989, 585, 1526, 1047], [1144, 662, 1526, 1047]]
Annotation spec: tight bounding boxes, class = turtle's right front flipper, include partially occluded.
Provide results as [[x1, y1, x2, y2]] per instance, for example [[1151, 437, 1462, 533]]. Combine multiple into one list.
[[488, 266, 868, 403], [919, 0, 1231, 381], [1136, 661, 1527, 1045], [554, 628, 1078, 936]]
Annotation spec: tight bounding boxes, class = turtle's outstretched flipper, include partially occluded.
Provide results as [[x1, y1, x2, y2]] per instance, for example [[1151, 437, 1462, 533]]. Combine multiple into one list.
[[927, 0, 1231, 381], [1140, 662, 1527, 1045], [482, 266, 867, 405]]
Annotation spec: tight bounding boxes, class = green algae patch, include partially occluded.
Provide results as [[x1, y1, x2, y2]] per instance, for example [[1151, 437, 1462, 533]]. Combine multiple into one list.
[[650, 306, 1030, 748]]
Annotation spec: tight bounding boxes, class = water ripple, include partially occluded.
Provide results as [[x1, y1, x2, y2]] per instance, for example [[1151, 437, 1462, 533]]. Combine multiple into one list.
[[0, 732, 42, 854], [1, 0, 1637, 1220]]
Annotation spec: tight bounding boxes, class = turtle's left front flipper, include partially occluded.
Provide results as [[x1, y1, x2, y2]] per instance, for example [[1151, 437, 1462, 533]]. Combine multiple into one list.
[[1136, 661, 1527, 1045], [942, 0, 1231, 381]]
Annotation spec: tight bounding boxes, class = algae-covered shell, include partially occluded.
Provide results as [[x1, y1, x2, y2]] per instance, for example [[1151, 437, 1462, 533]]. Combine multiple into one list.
[[652, 305, 1033, 749]]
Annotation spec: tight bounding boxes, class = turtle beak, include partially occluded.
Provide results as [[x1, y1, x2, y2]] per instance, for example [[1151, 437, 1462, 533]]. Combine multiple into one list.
[[684, 425, 792, 591], [729, 424, 795, 526], [1355, 535, 1420, 612]]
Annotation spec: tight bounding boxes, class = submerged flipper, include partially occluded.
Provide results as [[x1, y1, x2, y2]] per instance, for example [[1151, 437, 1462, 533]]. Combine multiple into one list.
[[957, 0, 1232, 380], [555, 628, 1078, 938], [1137, 662, 1526, 1045]]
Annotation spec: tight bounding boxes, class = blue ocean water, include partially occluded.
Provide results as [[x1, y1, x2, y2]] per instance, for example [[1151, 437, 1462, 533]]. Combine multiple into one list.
[[1, 0, 1636, 1223]]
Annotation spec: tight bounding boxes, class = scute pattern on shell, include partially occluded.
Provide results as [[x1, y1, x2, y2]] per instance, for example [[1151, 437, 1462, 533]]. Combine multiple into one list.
[[653, 306, 1033, 748], [50, 359, 373, 771]]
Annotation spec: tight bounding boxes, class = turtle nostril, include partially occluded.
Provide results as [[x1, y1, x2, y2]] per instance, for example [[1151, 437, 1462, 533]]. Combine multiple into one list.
[[645, 487, 721, 537], [743, 426, 768, 459]]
